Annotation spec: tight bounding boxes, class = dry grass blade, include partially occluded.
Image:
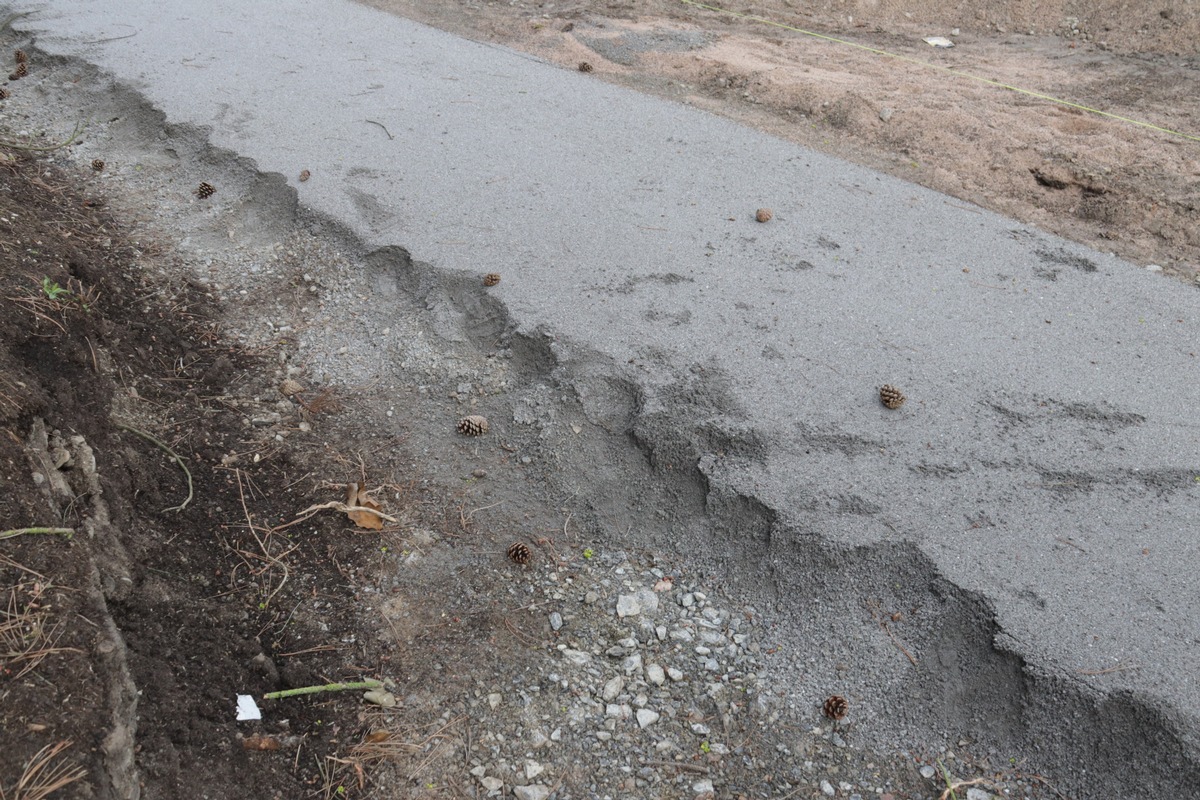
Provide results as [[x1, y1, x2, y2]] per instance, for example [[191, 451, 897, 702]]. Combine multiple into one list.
[[350, 714, 465, 765], [1, 580, 80, 682], [939, 776, 990, 800], [4, 739, 87, 800]]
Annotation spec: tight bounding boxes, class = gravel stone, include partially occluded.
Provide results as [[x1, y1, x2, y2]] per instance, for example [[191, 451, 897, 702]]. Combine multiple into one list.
[[514, 786, 550, 800], [636, 709, 660, 728]]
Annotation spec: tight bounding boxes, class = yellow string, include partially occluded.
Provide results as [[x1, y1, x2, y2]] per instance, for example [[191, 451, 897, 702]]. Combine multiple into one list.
[[679, 0, 1200, 143]]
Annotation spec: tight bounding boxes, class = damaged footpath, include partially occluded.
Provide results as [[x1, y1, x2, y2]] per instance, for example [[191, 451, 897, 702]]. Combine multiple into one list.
[[1, 26, 1196, 800]]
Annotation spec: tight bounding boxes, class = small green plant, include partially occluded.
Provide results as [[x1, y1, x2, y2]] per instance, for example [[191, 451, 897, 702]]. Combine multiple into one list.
[[699, 741, 711, 754], [582, 547, 595, 559], [41, 276, 69, 300]]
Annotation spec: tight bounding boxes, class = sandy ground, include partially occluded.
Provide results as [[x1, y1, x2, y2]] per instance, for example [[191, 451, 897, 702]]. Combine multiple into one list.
[[359, 0, 1200, 283]]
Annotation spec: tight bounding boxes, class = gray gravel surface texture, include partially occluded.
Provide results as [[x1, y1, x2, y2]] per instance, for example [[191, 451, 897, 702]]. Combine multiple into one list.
[[10, 0, 1199, 795]]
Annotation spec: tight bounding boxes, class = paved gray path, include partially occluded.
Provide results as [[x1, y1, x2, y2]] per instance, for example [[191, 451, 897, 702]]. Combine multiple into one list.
[[15, 0, 1199, 741]]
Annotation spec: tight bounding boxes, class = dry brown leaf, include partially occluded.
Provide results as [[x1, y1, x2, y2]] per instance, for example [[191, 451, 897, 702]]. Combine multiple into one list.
[[345, 482, 385, 530], [365, 730, 391, 743], [243, 735, 281, 751]]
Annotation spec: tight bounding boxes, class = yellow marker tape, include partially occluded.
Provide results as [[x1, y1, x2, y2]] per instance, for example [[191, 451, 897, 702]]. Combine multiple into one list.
[[679, 0, 1200, 143]]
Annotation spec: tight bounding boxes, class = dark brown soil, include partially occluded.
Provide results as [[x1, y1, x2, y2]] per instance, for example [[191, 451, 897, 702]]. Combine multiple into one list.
[[0, 148, 403, 799]]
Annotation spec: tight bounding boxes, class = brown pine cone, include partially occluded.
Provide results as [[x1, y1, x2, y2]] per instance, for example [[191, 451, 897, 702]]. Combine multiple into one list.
[[456, 415, 488, 437], [755, 208, 773, 223], [9, 62, 27, 80], [879, 384, 906, 409], [298, 169, 311, 182], [822, 694, 849, 721], [91, 159, 105, 172], [14, 50, 27, 64], [578, 61, 593, 73], [507, 541, 532, 565], [0, 88, 8, 100], [483, 272, 501, 287], [196, 181, 216, 199]]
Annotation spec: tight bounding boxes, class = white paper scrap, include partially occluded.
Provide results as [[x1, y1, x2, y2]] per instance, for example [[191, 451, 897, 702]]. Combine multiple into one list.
[[923, 36, 955, 48], [236, 694, 262, 721]]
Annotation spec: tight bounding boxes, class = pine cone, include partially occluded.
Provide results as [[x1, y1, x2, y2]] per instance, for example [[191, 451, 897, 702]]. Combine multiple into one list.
[[9, 62, 27, 80], [196, 181, 216, 199], [756, 208, 773, 223], [483, 272, 501, 287], [456, 415, 488, 437], [298, 169, 311, 182], [578, 61, 593, 73], [879, 384, 906, 409], [822, 694, 848, 721], [91, 159, 105, 172], [14, 50, 27, 64], [0, 88, 8, 100], [279, 378, 304, 397], [507, 541, 532, 565]]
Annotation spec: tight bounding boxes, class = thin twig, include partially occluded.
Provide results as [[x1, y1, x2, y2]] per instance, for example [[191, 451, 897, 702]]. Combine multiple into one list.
[[364, 119, 394, 140], [0, 121, 86, 152], [940, 776, 989, 800], [0, 527, 74, 541], [867, 599, 918, 666], [82, 27, 139, 44], [643, 760, 710, 774], [115, 422, 193, 512], [881, 620, 918, 666]]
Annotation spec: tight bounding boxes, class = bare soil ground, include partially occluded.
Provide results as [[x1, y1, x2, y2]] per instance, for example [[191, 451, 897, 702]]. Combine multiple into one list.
[[358, 0, 1200, 283]]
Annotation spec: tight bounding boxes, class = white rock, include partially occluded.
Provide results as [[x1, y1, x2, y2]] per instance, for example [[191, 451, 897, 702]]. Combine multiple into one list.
[[549, 612, 563, 631], [919, 765, 936, 779], [605, 703, 626, 718], [692, 778, 714, 794], [562, 649, 591, 665], [681, 593, 695, 607], [1146, 264, 1163, 272], [820, 779, 836, 796], [525, 760, 545, 779], [616, 588, 659, 617], [646, 664, 666, 685], [622, 653, 643, 675], [966, 790, 997, 800], [514, 786, 550, 800], [487, 692, 502, 710], [637, 709, 660, 728], [469, 766, 487, 777], [479, 776, 503, 792], [667, 667, 685, 681], [602, 675, 625, 701]]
